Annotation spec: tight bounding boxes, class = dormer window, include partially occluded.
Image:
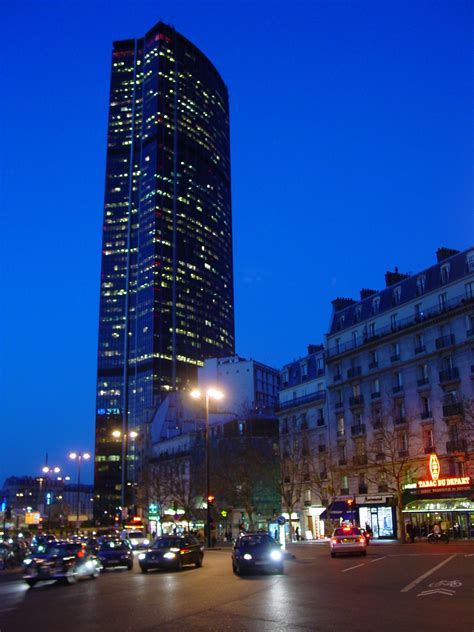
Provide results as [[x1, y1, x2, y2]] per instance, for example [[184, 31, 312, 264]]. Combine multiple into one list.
[[392, 287, 401, 305], [354, 306, 362, 322], [338, 315, 345, 330], [467, 251, 474, 273], [372, 297, 380, 314], [301, 362, 308, 378], [282, 370, 289, 385], [416, 275, 426, 295], [440, 264, 450, 284]]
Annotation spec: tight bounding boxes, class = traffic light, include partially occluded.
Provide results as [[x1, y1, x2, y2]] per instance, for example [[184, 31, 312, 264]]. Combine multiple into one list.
[[346, 498, 353, 507], [207, 494, 215, 505], [220, 509, 228, 518]]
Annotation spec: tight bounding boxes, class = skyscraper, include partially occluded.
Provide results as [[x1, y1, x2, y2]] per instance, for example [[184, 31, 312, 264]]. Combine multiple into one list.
[[94, 21, 235, 520]]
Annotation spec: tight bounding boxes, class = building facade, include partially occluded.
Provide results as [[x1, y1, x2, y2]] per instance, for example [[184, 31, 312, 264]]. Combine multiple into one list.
[[277, 345, 329, 539], [94, 21, 235, 519], [325, 247, 474, 539]]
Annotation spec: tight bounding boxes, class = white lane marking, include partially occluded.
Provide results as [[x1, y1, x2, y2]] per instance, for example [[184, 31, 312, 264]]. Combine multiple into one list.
[[341, 563, 365, 573], [417, 588, 454, 597], [400, 554, 457, 593], [370, 556, 386, 563]]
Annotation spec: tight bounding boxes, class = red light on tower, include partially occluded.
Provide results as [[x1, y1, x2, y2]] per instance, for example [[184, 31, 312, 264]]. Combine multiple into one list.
[[207, 495, 215, 505], [429, 454, 440, 481]]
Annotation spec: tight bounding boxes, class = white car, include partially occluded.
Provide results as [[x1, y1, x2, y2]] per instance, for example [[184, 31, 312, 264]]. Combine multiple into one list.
[[127, 531, 150, 550], [330, 526, 367, 557]]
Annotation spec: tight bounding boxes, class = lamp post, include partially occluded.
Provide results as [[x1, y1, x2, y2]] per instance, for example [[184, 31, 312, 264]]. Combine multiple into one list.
[[112, 430, 138, 521], [190, 388, 224, 548], [41, 465, 61, 531], [68, 452, 91, 527]]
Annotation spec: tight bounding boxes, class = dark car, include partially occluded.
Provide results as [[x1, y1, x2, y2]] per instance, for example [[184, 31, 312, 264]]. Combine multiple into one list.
[[138, 535, 203, 572], [31, 534, 57, 553], [232, 533, 284, 575], [97, 540, 133, 570], [0, 542, 16, 570], [23, 542, 102, 587]]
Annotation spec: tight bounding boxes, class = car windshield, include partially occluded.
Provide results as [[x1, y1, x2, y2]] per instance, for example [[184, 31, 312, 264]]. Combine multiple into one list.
[[152, 538, 181, 549], [128, 532, 144, 539], [44, 543, 81, 555], [334, 528, 361, 536], [100, 541, 129, 551], [238, 535, 273, 547]]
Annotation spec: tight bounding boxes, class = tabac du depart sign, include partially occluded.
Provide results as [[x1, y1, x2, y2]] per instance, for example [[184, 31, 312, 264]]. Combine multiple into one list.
[[417, 454, 470, 490]]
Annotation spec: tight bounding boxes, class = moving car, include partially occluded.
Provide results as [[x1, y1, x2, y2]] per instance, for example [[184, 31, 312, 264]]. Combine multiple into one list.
[[23, 541, 102, 587], [138, 535, 203, 572], [126, 531, 150, 550], [97, 539, 134, 570], [232, 533, 284, 575], [330, 526, 367, 557]]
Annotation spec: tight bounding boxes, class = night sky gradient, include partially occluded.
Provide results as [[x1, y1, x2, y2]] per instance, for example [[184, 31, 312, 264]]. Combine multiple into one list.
[[1, 0, 472, 485]]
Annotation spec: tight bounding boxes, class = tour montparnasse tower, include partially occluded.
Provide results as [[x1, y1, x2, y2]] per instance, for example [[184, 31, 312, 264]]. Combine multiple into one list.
[[94, 21, 234, 520]]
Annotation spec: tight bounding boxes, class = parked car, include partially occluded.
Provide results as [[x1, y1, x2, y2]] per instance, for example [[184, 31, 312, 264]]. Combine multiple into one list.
[[232, 533, 284, 575], [138, 535, 203, 572], [126, 531, 150, 550], [97, 540, 134, 570], [330, 526, 367, 557], [23, 542, 102, 587], [0, 542, 16, 570]]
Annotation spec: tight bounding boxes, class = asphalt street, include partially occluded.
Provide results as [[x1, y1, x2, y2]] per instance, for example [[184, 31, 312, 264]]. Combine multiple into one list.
[[0, 541, 473, 632]]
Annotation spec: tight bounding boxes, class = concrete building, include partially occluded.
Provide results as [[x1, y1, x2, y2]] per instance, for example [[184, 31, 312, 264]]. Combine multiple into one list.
[[324, 247, 474, 539], [277, 345, 329, 539]]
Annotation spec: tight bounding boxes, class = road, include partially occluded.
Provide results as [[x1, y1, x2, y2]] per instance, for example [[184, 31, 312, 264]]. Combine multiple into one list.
[[0, 541, 473, 631]]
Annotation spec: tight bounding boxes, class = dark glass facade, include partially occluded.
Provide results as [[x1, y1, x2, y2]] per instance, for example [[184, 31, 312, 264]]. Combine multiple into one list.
[[94, 22, 234, 520]]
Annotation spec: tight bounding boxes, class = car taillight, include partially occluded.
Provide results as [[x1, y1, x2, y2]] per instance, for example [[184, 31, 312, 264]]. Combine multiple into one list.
[[331, 538, 338, 544], [359, 537, 365, 544]]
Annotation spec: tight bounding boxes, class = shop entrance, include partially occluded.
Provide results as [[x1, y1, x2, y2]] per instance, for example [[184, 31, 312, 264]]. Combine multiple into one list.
[[359, 506, 394, 538]]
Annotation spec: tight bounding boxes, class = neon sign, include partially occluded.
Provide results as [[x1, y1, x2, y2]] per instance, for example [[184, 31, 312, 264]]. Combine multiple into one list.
[[417, 454, 471, 490]]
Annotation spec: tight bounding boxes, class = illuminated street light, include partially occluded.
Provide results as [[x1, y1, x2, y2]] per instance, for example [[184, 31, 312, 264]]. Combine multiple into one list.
[[190, 388, 224, 548], [111, 430, 139, 519], [68, 452, 91, 525]]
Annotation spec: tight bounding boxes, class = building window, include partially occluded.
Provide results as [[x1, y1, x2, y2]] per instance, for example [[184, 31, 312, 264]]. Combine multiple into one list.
[[423, 428, 434, 451], [352, 331, 358, 347], [398, 433, 408, 454], [301, 362, 308, 378], [392, 287, 401, 305], [420, 394, 431, 417], [393, 372, 403, 388], [466, 282, 474, 299], [390, 314, 397, 330], [391, 342, 400, 361], [282, 370, 289, 385], [337, 415, 345, 436], [368, 322, 376, 338], [372, 378, 380, 394], [440, 264, 450, 284], [369, 349, 378, 367], [467, 252, 474, 272], [372, 297, 380, 314], [416, 275, 426, 295], [438, 292, 448, 310], [353, 383, 361, 397], [354, 306, 362, 322], [415, 333, 425, 353]]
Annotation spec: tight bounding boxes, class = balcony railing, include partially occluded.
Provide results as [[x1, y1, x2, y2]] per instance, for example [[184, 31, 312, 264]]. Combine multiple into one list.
[[349, 395, 364, 407], [339, 458, 347, 466], [446, 440, 467, 453], [335, 401, 344, 410], [414, 345, 426, 354], [390, 354, 400, 362], [378, 484, 388, 493], [333, 374, 342, 382], [336, 429, 345, 438], [420, 411, 433, 420], [417, 378, 429, 387], [424, 446, 436, 454], [353, 455, 368, 466], [368, 361, 378, 369], [326, 293, 472, 358], [358, 485, 368, 494], [435, 333, 455, 349], [394, 417, 407, 426], [443, 402, 464, 417], [276, 390, 326, 412], [439, 367, 460, 383], [351, 424, 366, 437], [392, 385, 403, 394], [347, 366, 362, 379], [371, 391, 381, 400], [317, 417, 325, 427], [372, 420, 383, 430]]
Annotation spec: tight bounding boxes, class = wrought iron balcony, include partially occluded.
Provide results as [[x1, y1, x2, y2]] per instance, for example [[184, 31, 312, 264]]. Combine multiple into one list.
[[443, 402, 463, 417], [414, 345, 426, 354], [394, 416, 407, 426], [392, 385, 403, 394], [435, 333, 455, 349], [349, 395, 364, 407], [353, 455, 368, 466], [351, 424, 366, 437], [446, 440, 467, 453], [358, 485, 368, 494], [390, 354, 400, 362], [439, 367, 460, 383], [347, 366, 362, 379], [417, 378, 429, 387], [336, 429, 345, 438], [276, 390, 326, 412], [420, 411, 433, 420], [371, 391, 381, 400]]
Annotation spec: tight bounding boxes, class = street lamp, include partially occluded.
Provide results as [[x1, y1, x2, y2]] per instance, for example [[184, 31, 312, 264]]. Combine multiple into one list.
[[190, 388, 224, 548], [68, 452, 91, 526], [111, 430, 139, 519], [40, 465, 61, 530]]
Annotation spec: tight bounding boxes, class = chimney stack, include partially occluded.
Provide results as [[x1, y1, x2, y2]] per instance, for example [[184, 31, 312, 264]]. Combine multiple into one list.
[[331, 297, 356, 311], [360, 288, 377, 300], [385, 267, 409, 287], [436, 247, 460, 263]]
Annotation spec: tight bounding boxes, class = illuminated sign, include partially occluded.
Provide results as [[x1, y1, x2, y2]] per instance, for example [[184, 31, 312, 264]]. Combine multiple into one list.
[[25, 512, 41, 525], [417, 454, 471, 490]]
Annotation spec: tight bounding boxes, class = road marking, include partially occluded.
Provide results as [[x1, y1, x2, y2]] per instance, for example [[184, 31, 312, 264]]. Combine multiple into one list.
[[370, 556, 386, 563], [400, 554, 457, 593], [341, 563, 365, 573], [417, 588, 454, 597]]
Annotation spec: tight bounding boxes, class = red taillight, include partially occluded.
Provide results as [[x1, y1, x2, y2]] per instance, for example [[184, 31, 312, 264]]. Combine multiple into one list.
[[331, 538, 338, 544], [359, 537, 365, 544]]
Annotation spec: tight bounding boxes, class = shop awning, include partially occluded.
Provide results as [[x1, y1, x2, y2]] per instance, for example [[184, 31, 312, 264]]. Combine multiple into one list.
[[403, 498, 474, 513], [320, 501, 355, 521]]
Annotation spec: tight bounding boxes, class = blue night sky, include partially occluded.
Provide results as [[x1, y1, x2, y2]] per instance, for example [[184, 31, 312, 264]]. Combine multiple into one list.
[[1, 0, 472, 485]]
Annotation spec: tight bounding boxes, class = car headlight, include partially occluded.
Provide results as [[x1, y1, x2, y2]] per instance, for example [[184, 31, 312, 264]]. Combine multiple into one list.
[[243, 553, 252, 560], [163, 552, 176, 559], [138, 553, 146, 560], [131, 540, 137, 545], [143, 539, 150, 545], [24, 558, 33, 565], [270, 551, 282, 561]]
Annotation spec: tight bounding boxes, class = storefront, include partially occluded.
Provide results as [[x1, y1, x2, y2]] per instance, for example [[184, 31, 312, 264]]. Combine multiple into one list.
[[356, 495, 396, 539], [402, 453, 473, 539]]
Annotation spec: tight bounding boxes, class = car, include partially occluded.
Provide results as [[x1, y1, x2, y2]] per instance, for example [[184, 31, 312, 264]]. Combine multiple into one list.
[[23, 541, 102, 587], [232, 533, 284, 575], [0, 542, 16, 570], [31, 534, 57, 553], [330, 526, 367, 557], [97, 539, 134, 570], [138, 535, 204, 572], [126, 531, 150, 550]]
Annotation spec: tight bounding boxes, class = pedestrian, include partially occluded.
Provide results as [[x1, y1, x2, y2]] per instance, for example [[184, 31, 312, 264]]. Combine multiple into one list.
[[295, 526, 300, 541], [274, 528, 278, 542], [406, 522, 415, 543]]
